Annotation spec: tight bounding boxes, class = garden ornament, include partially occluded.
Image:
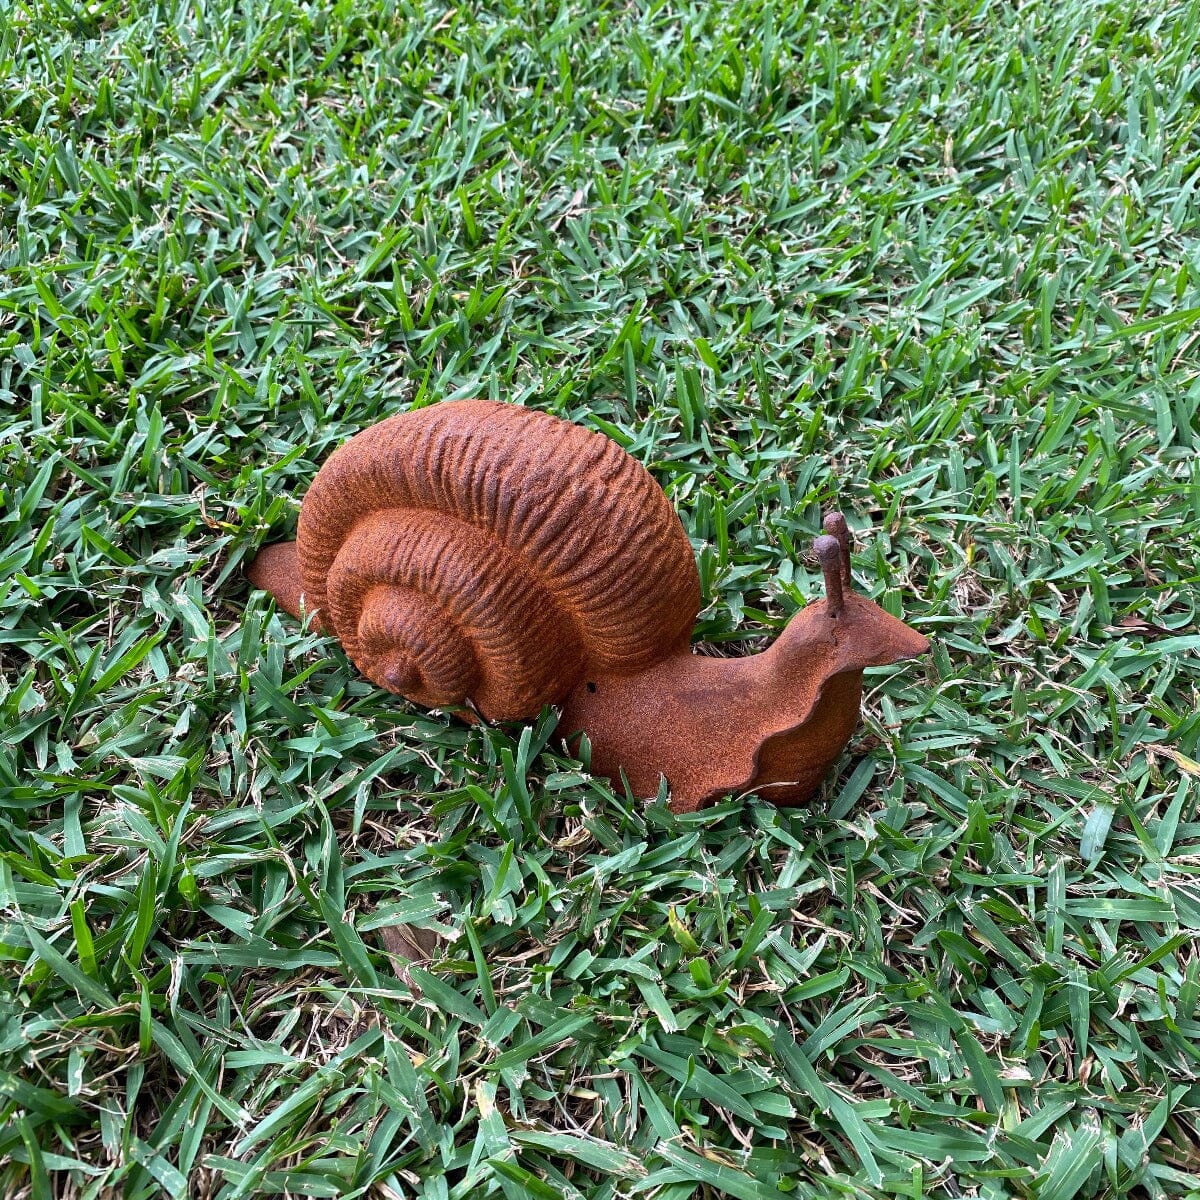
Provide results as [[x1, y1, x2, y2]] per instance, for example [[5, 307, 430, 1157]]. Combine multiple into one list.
[[246, 400, 928, 811]]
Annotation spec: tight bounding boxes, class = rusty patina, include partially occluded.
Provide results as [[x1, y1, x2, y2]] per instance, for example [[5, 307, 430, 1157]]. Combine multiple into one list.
[[246, 400, 928, 812]]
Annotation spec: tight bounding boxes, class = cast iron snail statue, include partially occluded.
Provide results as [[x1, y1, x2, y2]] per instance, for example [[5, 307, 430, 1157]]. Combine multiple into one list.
[[246, 400, 928, 812]]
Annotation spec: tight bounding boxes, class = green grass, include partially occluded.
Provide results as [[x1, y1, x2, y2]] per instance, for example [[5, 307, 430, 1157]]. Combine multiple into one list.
[[3, 0, 1200, 1195]]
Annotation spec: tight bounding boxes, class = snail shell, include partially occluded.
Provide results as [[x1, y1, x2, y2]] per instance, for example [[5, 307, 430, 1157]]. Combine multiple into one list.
[[294, 400, 701, 720]]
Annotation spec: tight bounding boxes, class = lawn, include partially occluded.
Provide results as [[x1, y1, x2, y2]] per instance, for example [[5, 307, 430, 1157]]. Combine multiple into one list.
[[3, 0, 1200, 1196]]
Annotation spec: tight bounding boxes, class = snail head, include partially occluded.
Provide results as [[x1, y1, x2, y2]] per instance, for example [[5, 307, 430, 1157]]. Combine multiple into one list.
[[773, 511, 929, 673]]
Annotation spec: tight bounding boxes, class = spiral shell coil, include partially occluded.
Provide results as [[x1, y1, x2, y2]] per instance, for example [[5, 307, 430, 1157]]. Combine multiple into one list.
[[296, 400, 701, 720]]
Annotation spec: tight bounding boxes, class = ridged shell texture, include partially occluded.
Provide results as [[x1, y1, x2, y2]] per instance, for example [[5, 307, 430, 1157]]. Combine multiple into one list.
[[297, 400, 702, 720]]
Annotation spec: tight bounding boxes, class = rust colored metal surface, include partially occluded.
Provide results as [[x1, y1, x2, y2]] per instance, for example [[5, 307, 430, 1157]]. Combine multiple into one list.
[[246, 400, 928, 812]]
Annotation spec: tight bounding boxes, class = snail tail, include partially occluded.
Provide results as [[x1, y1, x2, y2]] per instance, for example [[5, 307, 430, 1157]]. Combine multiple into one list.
[[246, 541, 325, 632]]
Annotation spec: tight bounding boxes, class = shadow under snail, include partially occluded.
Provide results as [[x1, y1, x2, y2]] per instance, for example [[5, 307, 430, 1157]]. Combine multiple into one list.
[[246, 400, 928, 812]]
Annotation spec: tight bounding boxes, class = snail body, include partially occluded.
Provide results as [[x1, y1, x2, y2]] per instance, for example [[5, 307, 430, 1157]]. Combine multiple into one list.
[[247, 400, 928, 812]]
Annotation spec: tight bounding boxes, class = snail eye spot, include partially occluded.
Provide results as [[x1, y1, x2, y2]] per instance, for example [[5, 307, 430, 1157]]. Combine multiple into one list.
[[587, 681, 597, 693]]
